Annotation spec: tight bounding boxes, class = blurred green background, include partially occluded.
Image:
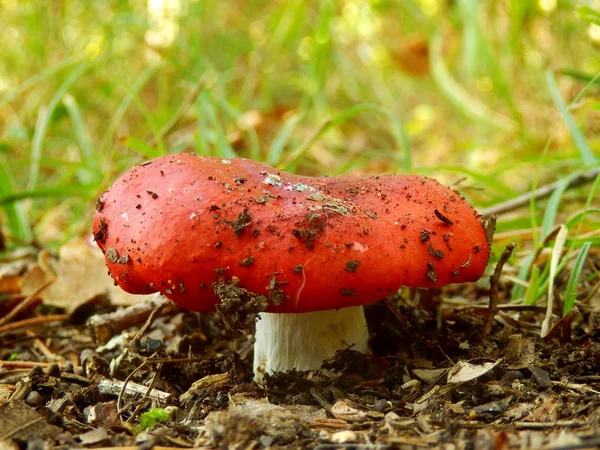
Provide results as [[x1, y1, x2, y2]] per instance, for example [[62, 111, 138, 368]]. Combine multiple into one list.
[[0, 0, 598, 248]]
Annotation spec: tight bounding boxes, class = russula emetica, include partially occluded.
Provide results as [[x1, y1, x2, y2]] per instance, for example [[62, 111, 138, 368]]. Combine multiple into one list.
[[93, 153, 490, 380]]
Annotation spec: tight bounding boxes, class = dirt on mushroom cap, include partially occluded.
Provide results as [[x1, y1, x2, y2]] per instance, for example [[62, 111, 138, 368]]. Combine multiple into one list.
[[92, 153, 491, 313]]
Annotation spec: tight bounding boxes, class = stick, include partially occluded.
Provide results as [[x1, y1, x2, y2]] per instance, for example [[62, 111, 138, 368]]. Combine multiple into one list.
[[97, 377, 171, 403], [0, 314, 69, 335], [481, 168, 600, 217], [86, 293, 172, 344], [483, 242, 516, 338]]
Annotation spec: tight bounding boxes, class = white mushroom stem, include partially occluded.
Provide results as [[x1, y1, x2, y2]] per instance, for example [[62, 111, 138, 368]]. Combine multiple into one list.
[[253, 306, 369, 382]]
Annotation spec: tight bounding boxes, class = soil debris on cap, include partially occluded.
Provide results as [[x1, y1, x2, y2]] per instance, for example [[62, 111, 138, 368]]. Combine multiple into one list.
[[93, 217, 108, 244], [223, 209, 252, 236], [344, 260, 361, 273], [434, 208, 454, 225], [266, 275, 287, 305], [213, 278, 268, 332], [239, 256, 254, 267], [292, 213, 327, 249]]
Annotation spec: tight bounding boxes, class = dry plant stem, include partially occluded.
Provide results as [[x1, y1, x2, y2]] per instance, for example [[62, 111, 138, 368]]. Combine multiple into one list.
[[111, 297, 170, 377], [496, 311, 540, 331], [130, 297, 171, 349], [98, 376, 171, 403], [542, 225, 568, 337], [0, 360, 53, 369], [383, 297, 408, 327], [117, 352, 158, 415], [481, 167, 600, 217], [454, 304, 547, 314], [0, 277, 55, 327], [483, 242, 516, 338], [0, 314, 69, 335], [543, 306, 580, 342], [125, 363, 163, 423], [87, 293, 170, 344], [582, 277, 600, 305], [90, 447, 211, 450], [25, 329, 65, 364]]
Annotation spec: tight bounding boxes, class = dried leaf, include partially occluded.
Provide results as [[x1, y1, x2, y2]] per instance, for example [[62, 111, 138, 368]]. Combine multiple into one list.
[[447, 358, 502, 384], [21, 238, 152, 313], [412, 368, 448, 385], [330, 400, 368, 422]]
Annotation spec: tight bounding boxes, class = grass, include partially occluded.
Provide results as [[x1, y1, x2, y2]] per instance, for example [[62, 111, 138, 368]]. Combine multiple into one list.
[[0, 0, 599, 320]]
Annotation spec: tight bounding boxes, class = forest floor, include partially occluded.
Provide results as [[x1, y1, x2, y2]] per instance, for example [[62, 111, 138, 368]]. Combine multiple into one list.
[[1, 243, 600, 449]]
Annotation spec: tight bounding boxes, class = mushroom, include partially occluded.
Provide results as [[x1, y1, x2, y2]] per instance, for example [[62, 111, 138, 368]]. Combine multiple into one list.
[[93, 153, 490, 380]]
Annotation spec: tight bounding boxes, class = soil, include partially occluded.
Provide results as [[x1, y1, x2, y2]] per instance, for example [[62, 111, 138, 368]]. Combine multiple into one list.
[[1, 256, 600, 449]]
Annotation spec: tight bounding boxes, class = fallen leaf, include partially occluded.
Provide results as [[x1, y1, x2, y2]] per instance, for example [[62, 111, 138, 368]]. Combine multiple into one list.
[[330, 400, 368, 422], [447, 358, 502, 384], [412, 368, 447, 385], [0, 401, 61, 441], [21, 238, 152, 313]]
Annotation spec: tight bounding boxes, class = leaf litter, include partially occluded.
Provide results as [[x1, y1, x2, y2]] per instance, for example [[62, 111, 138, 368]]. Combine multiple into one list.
[[0, 239, 599, 449]]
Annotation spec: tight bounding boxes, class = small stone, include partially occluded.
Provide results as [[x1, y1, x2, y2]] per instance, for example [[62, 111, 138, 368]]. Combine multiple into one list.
[[25, 391, 44, 407], [330, 430, 357, 444]]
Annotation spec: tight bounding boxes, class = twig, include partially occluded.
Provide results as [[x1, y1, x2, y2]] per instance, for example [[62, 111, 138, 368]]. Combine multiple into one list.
[[110, 296, 171, 377], [542, 306, 580, 342], [130, 297, 171, 349], [0, 277, 56, 327], [0, 314, 69, 335], [383, 297, 408, 327], [0, 360, 53, 369], [26, 329, 65, 364], [89, 447, 210, 450], [116, 352, 159, 415], [481, 167, 600, 217], [513, 420, 587, 429], [483, 242, 516, 338], [452, 304, 546, 314], [539, 437, 600, 450], [97, 376, 171, 403], [87, 293, 172, 344], [125, 363, 163, 423]]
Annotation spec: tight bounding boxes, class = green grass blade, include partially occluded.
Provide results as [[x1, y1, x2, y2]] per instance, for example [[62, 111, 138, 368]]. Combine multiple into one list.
[[562, 242, 592, 315], [422, 165, 518, 198], [0, 165, 32, 244], [28, 62, 89, 190], [0, 53, 86, 107], [579, 5, 600, 26], [565, 209, 600, 229], [0, 185, 86, 204], [267, 113, 302, 166], [559, 69, 600, 86], [540, 172, 578, 240], [63, 94, 95, 161], [457, 0, 518, 117], [545, 69, 598, 166], [281, 104, 411, 171], [523, 265, 540, 306], [121, 136, 162, 159], [101, 65, 160, 153], [62, 94, 100, 185], [429, 31, 516, 131], [197, 91, 236, 158], [512, 252, 534, 302], [565, 171, 600, 232]]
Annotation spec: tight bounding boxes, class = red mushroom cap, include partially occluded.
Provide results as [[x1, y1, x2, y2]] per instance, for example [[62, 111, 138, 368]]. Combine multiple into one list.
[[93, 154, 490, 313]]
